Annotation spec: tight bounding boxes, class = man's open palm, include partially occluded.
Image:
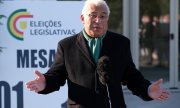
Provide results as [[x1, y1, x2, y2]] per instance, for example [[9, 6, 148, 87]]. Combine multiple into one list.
[[148, 79, 170, 101], [26, 70, 46, 92]]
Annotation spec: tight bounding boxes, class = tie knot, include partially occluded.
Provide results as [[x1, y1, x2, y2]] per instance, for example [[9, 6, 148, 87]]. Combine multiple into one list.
[[90, 38, 100, 46]]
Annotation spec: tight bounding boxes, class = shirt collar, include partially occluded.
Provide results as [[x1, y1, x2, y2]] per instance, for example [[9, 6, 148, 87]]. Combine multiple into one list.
[[82, 29, 106, 42]]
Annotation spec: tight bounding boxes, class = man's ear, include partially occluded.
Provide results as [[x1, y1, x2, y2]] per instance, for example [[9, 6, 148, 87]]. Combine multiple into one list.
[[80, 15, 84, 24]]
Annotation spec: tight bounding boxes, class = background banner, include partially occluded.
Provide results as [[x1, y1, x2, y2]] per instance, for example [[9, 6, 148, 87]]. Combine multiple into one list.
[[0, 1, 84, 108]]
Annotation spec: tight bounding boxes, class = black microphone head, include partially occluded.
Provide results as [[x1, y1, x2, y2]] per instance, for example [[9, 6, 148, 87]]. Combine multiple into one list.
[[96, 56, 111, 85]]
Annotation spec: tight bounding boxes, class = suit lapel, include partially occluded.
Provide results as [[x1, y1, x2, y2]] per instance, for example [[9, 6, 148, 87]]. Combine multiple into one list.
[[76, 32, 96, 67], [100, 31, 112, 58]]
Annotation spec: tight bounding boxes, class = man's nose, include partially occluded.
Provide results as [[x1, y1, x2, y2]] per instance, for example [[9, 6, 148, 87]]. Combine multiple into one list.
[[94, 17, 102, 23]]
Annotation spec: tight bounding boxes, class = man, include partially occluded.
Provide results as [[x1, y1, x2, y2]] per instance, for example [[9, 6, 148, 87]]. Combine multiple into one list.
[[26, 0, 169, 108]]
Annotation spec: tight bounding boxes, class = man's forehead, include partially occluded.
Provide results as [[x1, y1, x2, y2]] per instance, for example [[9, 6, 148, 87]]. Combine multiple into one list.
[[90, 11, 108, 15]]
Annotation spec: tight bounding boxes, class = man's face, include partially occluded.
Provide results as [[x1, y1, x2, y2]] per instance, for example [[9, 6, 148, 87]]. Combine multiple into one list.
[[81, 4, 109, 38]]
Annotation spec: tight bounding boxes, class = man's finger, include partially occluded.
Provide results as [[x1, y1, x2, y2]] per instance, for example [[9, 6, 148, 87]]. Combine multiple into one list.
[[26, 80, 36, 88], [26, 80, 34, 86]]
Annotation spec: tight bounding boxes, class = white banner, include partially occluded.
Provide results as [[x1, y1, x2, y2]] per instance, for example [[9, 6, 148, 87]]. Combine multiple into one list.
[[0, 1, 84, 108]]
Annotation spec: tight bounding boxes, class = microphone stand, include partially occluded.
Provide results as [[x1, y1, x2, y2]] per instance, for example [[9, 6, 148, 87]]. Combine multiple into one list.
[[106, 83, 112, 108]]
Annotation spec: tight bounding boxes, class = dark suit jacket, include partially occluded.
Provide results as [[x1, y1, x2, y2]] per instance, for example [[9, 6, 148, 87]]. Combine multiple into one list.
[[39, 30, 152, 108]]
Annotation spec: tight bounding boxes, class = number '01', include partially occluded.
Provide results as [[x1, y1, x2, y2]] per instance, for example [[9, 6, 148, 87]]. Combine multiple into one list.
[[0, 81, 23, 108]]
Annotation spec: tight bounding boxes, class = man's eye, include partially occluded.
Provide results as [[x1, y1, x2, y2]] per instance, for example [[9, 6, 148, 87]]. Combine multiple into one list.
[[91, 14, 97, 18], [100, 16, 105, 19]]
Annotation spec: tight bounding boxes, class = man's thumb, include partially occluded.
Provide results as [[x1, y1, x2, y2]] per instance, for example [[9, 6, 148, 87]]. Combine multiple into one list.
[[154, 78, 163, 86], [35, 70, 43, 78]]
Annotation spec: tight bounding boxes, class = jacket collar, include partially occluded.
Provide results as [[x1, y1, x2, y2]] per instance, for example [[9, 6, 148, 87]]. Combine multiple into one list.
[[76, 31, 96, 67]]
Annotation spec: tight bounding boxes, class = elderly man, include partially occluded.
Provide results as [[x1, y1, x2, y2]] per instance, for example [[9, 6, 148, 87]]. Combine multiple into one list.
[[26, 0, 169, 108]]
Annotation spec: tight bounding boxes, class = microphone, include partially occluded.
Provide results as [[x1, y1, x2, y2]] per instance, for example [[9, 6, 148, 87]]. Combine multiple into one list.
[[96, 56, 111, 85], [96, 56, 112, 108]]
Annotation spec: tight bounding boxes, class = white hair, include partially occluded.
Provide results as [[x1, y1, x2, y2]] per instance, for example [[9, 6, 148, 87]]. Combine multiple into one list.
[[81, 0, 110, 16]]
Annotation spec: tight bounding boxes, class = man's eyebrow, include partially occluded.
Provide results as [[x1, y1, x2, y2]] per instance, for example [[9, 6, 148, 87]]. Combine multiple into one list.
[[98, 11, 108, 14]]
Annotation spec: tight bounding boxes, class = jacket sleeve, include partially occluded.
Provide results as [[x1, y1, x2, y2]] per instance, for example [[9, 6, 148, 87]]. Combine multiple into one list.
[[122, 39, 153, 101], [38, 41, 67, 94]]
